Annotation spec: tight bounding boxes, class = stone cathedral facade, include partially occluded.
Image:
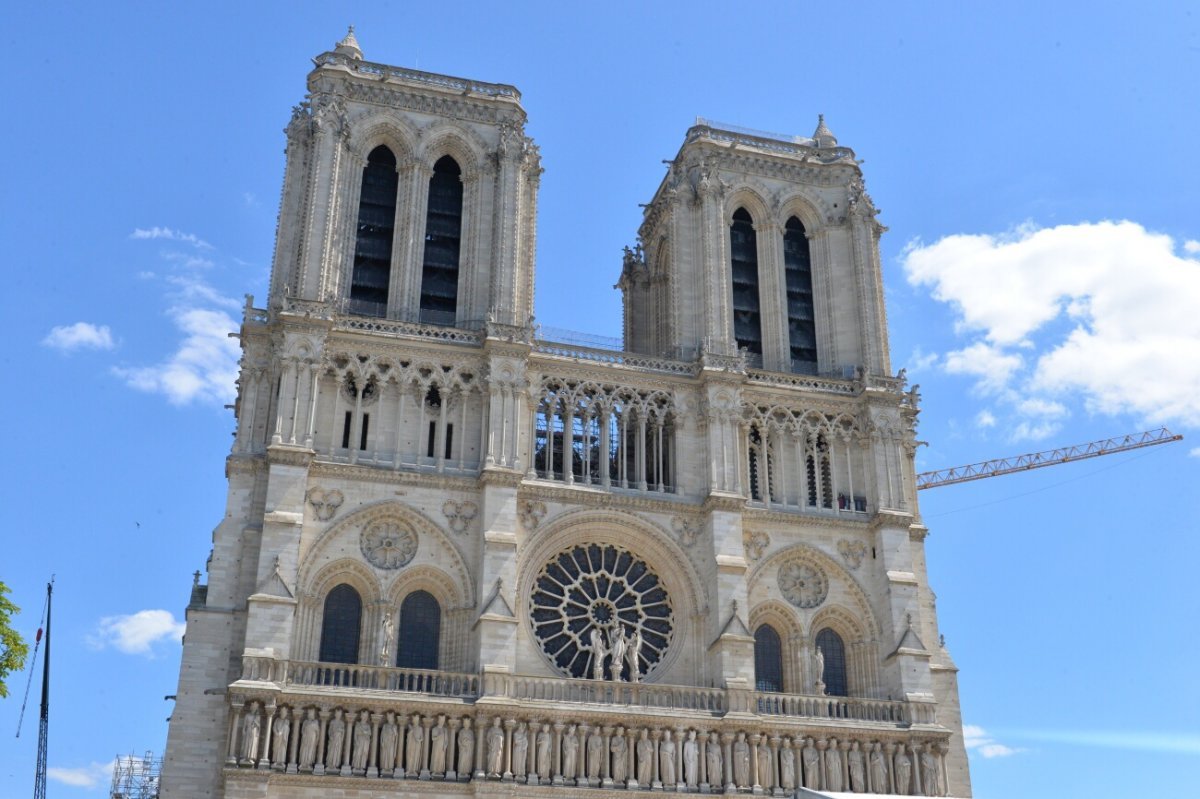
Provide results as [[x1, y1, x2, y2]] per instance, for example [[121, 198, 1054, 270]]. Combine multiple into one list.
[[162, 30, 971, 799]]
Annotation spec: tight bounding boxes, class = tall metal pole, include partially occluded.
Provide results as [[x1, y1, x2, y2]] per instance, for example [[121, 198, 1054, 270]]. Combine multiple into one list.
[[33, 580, 51, 799]]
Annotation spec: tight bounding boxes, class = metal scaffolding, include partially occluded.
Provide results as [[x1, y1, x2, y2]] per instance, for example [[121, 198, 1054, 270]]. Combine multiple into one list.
[[109, 751, 161, 799]]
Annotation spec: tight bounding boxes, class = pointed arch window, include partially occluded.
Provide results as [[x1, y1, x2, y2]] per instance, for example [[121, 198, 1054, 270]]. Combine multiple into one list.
[[730, 208, 763, 362], [783, 217, 817, 374], [419, 155, 463, 325], [396, 590, 441, 670], [815, 627, 848, 696], [318, 583, 362, 664], [349, 146, 399, 317], [753, 624, 784, 692]]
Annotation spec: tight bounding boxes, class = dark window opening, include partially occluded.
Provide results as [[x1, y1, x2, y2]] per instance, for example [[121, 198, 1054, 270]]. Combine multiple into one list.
[[730, 208, 762, 358], [784, 217, 817, 373], [444, 423, 454, 460], [816, 627, 848, 696], [318, 583, 362, 664], [396, 590, 441, 670], [427, 421, 437, 458], [419, 156, 463, 325], [754, 624, 784, 692], [341, 411, 352, 449], [359, 413, 370, 451], [349, 146, 399, 317]]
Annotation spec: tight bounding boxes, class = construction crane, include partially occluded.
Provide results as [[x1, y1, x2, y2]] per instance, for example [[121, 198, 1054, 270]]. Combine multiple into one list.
[[916, 427, 1182, 490], [33, 579, 53, 799]]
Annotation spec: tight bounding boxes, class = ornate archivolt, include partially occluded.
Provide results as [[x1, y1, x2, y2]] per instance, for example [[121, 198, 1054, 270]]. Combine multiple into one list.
[[517, 508, 707, 683], [344, 109, 420, 162], [746, 543, 877, 641]]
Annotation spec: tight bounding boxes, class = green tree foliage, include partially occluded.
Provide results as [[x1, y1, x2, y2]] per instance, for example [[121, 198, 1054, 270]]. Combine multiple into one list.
[[0, 581, 30, 698]]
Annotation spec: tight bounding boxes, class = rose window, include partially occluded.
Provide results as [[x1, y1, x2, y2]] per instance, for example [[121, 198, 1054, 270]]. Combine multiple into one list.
[[360, 519, 418, 569], [531, 543, 673, 680], [778, 561, 828, 609]]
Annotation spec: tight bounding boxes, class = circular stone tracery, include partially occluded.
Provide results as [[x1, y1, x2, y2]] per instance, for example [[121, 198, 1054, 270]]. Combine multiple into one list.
[[531, 543, 673, 680], [777, 560, 828, 609], [360, 519, 418, 569]]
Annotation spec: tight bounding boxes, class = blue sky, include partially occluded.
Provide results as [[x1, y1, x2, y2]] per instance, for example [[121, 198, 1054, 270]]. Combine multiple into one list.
[[2, 3, 1198, 797]]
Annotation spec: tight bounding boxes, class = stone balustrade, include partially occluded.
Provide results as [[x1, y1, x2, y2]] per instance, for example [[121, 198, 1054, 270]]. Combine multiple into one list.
[[243, 657, 480, 699]]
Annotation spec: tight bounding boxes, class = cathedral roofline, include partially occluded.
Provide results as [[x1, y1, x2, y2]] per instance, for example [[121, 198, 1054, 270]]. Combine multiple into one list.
[[309, 49, 524, 109]]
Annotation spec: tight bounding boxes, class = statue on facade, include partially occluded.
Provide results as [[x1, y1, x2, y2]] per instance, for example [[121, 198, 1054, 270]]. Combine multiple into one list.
[[457, 718, 474, 776], [241, 702, 261, 763], [512, 722, 529, 778], [352, 711, 371, 772], [636, 728, 653, 785], [825, 741, 843, 792], [780, 742, 796, 790], [758, 740, 773, 789], [659, 730, 676, 785], [627, 627, 643, 682], [298, 708, 319, 770], [406, 714, 424, 776], [326, 709, 345, 771], [486, 718, 505, 777], [380, 613, 394, 666], [611, 727, 628, 782], [869, 743, 888, 794], [562, 724, 579, 780], [271, 706, 290, 768], [813, 646, 826, 693], [848, 741, 866, 793], [683, 730, 699, 787], [921, 748, 941, 797], [379, 711, 398, 774], [706, 732, 722, 788], [586, 727, 604, 782], [894, 744, 912, 795], [536, 723, 552, 779], [609, 626, 628, 681], [587, 627, 609, 680], [802, 738, 820, 789], [733, 732, 750, 788], [430, 717, 448, 775]]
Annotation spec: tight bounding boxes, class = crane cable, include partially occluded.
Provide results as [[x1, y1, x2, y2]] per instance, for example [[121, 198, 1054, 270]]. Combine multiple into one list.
[[14, 585, 50, 738]]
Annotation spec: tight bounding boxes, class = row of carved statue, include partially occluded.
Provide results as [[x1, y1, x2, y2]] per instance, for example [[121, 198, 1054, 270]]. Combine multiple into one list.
[[228, 702, 948, 796]]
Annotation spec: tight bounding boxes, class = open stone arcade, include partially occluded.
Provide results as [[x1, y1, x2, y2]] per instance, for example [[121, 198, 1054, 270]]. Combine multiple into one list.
[[161, 28, 971, 799]]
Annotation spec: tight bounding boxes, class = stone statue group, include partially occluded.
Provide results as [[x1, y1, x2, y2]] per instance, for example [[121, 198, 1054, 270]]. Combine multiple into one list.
[[586, 624, 643, 681], [231, 701, 946, 795]]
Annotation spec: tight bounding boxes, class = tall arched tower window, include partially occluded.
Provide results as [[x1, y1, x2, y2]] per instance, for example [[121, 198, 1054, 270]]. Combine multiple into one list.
[[419, 155, 464, 325], [318, 583, 363, 664], [815, 627, 848, 696], [396, 590, 441, 670], [730, 208, 763, 361], [783, 217, 817, 374], [349, 145, 399, 317], [753, 624, 784, 692]]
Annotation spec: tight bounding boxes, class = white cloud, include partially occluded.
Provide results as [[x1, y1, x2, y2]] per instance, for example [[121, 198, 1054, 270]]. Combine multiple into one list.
[[1185, 240, 1200, 255], [48, 760, 115, 789], [91, 609, 186, 655], [975, 410, 997, 428], [963, 724, 1022, 759], [162, 251, 216, 270], [166, 275, 242, 311], [1190, 447, 1200, 458], [906, 347, 939, 373], [113, 306, 240, 405], [42, 322, 115, 353], [905, 221, 1200, 434], [130, 226, 212, 249], [1011, 728, 1200, 755]]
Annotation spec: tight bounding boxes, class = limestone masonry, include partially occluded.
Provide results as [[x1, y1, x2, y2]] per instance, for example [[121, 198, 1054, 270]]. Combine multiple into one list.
[[161, 28, 971, 799]]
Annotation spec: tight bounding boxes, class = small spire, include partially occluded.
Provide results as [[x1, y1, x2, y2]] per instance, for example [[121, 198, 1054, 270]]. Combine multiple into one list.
[[812, 114, 837, 148], [334, 25, 363, 60]]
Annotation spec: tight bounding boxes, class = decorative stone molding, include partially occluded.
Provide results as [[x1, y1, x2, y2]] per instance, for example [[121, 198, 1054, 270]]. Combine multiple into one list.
[[519, 500, 547, 530], [306, 487, 345, 522], [671, 517, 699, 548], [360, 519, 418, 569], [743, 530, 770, 562], [442, 500, 478, 535], [838, 539, 867, 570], [777, 561, 828, 609]]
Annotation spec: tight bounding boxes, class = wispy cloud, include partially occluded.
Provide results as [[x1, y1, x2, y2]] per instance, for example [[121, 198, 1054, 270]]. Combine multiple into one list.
[[904, 221, 1200, 438], [90, 609, 186, 655], [130, 226, 212, 249], [48, 760, 115, 789], [113, 305, 240, 405], [42, 322, 115, 353], [963, 724, 1022, 758]]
